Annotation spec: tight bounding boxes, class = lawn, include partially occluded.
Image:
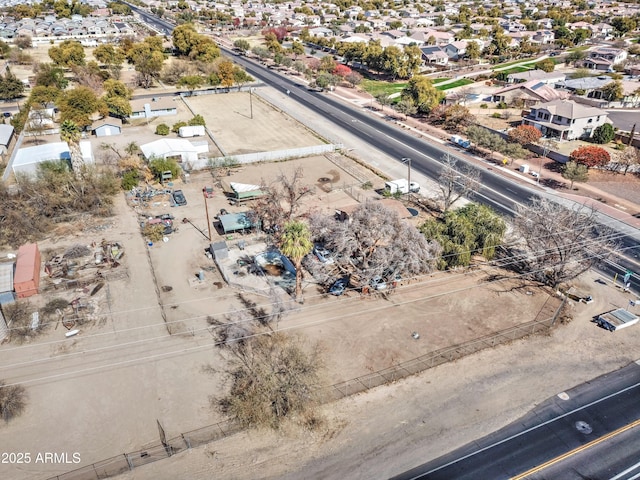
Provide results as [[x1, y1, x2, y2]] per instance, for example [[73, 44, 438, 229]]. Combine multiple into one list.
[[361, 79, 408, 97], [492, 58, 539, 70], [499, 65, 536, 75], [435, 78, 475, 90], [432, 78, 451, 84]]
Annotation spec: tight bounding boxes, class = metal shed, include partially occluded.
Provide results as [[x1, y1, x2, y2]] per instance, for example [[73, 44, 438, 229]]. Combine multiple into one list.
[[219, 212, 260, 234]]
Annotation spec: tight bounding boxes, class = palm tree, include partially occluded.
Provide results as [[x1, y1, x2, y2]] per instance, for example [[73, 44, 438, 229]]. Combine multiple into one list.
[[280, 220, 313, 303], [59, 120, 83, 175]]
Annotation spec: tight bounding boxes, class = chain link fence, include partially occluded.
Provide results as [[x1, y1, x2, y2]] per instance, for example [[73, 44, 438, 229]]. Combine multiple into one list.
[[48, 295, 565, 480]]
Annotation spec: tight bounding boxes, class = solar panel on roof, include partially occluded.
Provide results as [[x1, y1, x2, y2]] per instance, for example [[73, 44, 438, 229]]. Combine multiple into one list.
[[531, 82, 545, 90]]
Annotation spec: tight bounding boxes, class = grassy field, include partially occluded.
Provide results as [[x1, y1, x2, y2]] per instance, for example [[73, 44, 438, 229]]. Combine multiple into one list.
[[361, 79, 408, 97], [498, 65, 536, 75], [435, 78, 475, 90], [492, 58, 539, 70], [431, 78, 451, 84]]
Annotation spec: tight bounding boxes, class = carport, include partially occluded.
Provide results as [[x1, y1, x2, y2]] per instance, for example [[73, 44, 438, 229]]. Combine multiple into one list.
[[218, 212, 260, 234]]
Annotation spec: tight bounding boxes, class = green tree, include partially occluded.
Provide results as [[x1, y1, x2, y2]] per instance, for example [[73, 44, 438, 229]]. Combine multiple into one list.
[[149, 156, 180, 179], [290, 41, 305, 58], [0, 67, 25, 100], [280, 220, 313, 302], [562, 161, 589, 189], [401, 76, 445, 114], [565, 50, 586, 66], [611, 17, 637, 35], [177, 75, 204, 94], [172, 24, 220, 62], [601, 80, 624, 102], [535, 59, 555, 73], [93, 44, 125, 79], [233, 39, 250, 53], [466, 41, 481, 59], [48, 40, 85, 67], [30, 85, 60, 107], [394, 98, 417, 119], [58, 86, 107, 129], [592, 123, 615, 144], [34, 63, 68, 89], [127, 39, 166, 88]]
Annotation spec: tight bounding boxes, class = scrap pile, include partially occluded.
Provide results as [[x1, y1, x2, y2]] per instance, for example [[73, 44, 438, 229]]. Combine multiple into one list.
[[43, 240, 127, 291]]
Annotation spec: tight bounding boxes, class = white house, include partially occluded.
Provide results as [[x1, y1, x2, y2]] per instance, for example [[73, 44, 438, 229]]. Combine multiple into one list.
[[129, 97, 177, 119], [521, 99, 610, 141], [140, 138, 209, 165]]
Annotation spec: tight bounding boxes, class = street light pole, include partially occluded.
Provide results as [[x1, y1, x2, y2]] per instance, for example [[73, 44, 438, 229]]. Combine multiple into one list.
[[249, 88, 254, 119], [402, 157, 411, 196]]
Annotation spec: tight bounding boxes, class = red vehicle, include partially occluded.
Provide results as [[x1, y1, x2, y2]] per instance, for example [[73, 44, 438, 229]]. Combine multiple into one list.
[[203, 186, 214, 198]]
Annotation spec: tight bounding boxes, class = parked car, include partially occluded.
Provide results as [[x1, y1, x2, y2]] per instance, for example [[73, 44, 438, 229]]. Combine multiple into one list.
[[329, 277, 349, 296], [313, 244, 334, 264], [370, 275, 387, 291], [172, 190, 187, 206]]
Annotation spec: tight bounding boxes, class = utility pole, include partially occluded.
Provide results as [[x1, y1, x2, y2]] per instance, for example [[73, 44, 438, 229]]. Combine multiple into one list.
[[203, 188, 212, 241], [249, 88, 254, 119]]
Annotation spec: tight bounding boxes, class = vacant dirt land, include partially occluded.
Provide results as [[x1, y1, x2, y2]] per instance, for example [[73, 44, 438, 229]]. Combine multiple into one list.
[[1, 151, 558, 480]]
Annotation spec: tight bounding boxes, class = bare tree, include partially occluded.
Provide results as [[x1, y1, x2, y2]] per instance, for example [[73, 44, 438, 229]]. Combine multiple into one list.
[[614, 145, 640, 175], [26, 109, 53, 145], [309, 200, 441, 287], [252, 167, 313, 236], [513, 198, 618, 288], [438, 153, 482, 213]]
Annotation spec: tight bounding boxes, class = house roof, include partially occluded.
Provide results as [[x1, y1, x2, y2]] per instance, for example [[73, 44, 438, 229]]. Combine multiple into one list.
[[92, 117, 123, 130], [532, 99, 606, 119], [0, 263, 13, 294], [494, 80, 570, 102], [0, 124, 14, 146], [13, 142, 70, 170], [140, 139, 198, 159], [130, 97, 176, 113]]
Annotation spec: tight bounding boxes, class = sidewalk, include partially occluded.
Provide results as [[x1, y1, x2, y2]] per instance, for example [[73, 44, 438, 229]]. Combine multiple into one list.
[[329, 84, 640, 231]]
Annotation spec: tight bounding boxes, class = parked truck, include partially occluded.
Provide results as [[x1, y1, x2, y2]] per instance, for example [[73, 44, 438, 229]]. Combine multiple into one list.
[[450, 135, 471, 149], [384, 179, 420, 194], [178, 125, 205, 138]]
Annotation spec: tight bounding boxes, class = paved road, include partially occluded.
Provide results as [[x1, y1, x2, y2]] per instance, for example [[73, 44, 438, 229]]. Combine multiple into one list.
[[124, 5, 640, 294], [392, 362, 640, 480]]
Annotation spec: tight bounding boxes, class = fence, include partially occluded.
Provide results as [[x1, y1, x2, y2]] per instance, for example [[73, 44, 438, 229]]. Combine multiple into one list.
[[48, 296, 565, 480], [188, 143, 342, 171]]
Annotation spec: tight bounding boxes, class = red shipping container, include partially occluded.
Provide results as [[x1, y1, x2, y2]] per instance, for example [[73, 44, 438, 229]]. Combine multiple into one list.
[[14, 243, 41, 298]]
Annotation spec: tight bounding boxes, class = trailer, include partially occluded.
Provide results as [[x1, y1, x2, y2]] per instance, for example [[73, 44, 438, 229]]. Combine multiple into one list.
[[178, 125, 205, 138], [450, 135, 471, 149], [595, 308, 639, 332], [384, 179, 420, 194]]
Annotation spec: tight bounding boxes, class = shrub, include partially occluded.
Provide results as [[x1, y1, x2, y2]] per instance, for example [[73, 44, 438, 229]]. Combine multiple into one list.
[[121, 169, 140, 190], [480, 103, 488, 109], [569, 145, 611, 168], [171, 121, 187, 133], [592, 123, 615, 144], [155, 123, 169, 135], [148, 156, 180, 180], [491, 112, 502, 118], [497, 102, 508, 109], [188, 115, 206, 126], [143, 223, 165, 242], [0, 381, 27, 422]]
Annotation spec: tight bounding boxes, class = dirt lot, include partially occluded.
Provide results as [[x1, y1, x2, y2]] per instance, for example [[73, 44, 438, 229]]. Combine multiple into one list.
[[0, 150, 563, 480]]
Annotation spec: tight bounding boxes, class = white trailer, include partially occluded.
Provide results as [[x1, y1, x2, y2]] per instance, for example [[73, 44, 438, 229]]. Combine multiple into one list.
[[384, 179, 420, 194], [178, 125, 205, 138]]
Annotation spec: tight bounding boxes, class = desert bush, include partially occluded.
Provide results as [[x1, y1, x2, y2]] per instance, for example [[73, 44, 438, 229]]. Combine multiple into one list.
[[148, 156, 180, 180], [121, 169, 140, 190], [155, 123, 169, 135], [171, 121, 187, 133], [143, 224, 165, 242], [0, 381, 27, 422]]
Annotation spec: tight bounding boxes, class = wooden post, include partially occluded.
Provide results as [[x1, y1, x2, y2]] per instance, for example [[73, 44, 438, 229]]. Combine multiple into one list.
[[203, 188, 212, 241]]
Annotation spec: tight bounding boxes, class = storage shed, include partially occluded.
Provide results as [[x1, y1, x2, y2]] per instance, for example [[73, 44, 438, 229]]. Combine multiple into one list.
[[14, 244, 41, 298], [92, 118, 122, 137], [0, 263, 14, 303]]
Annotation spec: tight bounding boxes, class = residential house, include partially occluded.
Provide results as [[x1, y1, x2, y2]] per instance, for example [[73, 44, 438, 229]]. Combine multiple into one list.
[[492, 80, 570, 106], [129, 98, 177, 119], [420, 45, 448, 65], [140, 138, 209, 165], [92, 118, 122, 137], [443, 40, 467, 60], [521, 99, 610, 140], [583, 47, 628, 71], [531, 30, 554, 44]]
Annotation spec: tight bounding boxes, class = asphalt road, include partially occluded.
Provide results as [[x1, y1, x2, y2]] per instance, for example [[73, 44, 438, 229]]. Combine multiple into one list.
[[392, 362, 640, 480]]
